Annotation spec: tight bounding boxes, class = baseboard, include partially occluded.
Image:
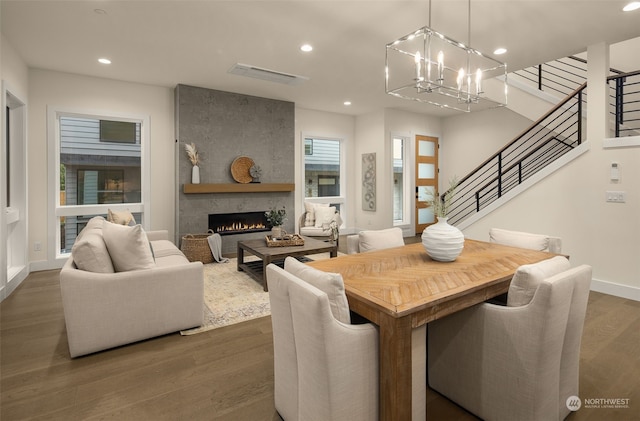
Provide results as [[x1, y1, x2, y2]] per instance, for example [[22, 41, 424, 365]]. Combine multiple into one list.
[[590, 278, 640, 301], [1, 266, 29, 302], [30, 258, 65, 272]]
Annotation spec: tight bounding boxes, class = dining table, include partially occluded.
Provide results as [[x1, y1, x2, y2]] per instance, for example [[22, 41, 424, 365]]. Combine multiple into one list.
[[306, 238, 558, 421]]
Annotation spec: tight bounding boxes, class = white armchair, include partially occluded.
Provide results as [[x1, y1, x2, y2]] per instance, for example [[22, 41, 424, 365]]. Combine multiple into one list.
[[298, 203, 342, 244], [428, 259, 592, 421], [267, 260, 379, 421]]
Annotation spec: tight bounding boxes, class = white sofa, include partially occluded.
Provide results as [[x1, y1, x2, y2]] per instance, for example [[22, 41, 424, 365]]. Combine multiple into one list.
[[60, 217, 204, 358]]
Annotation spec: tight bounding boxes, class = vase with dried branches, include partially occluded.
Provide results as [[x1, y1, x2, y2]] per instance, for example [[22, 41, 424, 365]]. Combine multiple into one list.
[[421, 177, 464, 262], [184, 143, 201, 184]]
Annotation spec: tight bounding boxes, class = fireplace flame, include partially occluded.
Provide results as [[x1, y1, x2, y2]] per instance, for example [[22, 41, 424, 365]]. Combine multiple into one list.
[[216, 222, 267, 233]]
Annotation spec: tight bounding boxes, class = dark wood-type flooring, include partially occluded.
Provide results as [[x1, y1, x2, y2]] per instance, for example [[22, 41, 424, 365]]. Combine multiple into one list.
[[2, 236, 639, 420]]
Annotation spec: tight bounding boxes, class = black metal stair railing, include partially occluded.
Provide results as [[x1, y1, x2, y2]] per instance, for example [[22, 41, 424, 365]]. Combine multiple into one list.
[[443, 83, 586, 226], [514, 56, 639, 138], [609, 70, 640, 138]]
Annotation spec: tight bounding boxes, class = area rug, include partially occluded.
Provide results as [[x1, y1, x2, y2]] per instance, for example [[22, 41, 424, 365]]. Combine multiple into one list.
[[180, 252, 337, 335]]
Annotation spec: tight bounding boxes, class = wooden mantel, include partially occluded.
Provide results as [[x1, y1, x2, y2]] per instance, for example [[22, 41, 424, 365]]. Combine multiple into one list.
[[183, 183, 295, 194]]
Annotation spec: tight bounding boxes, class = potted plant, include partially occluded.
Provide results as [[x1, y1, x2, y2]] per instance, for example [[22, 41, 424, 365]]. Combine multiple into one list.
[[421, 177, 465, 262], [265, 206, 287, 238]]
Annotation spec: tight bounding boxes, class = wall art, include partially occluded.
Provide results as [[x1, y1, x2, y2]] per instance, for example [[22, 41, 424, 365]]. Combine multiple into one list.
[[362, 152, 376, 211]]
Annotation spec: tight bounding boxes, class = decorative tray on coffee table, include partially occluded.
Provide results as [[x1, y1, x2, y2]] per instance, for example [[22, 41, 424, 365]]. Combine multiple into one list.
[[265, 234, 305, 247]]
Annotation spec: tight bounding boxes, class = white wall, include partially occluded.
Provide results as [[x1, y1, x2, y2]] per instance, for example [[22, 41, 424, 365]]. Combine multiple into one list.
[[294, 107, 356, 231], [27, 69, 175, 269], [351, 108, 443, 233], [440, 106, 532, 187], [295, 107, 442, 235], [384, 109, 442, 235], [1, 34, 30, 300], [353, 109, 385, 230], [448, 44, 640, 299], [1, 35, 28, 101]]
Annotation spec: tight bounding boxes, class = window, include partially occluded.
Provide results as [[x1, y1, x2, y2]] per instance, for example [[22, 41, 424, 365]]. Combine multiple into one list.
[[303, 137, 341, 199], [100, 120, 137, 143], [304, 138, 313, 155], [50, 110, 149, 257], [5, 106, 9, 207], [392, 134, 410, 226], [77, 169, 125, 204], [303, 136, 345, 224]]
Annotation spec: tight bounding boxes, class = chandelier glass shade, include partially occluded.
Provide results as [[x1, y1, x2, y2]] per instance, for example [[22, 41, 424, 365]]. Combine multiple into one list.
[[385, 26, 508, 112]]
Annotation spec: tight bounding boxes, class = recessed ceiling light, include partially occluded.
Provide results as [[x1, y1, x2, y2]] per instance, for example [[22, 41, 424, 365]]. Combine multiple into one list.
[[98, 58, 111, 65], [493, 47, 507, 55], [623, 1, 640, 11], [343, 101, 352, 106], [300, 44, 313, 52], [94, 8, 107, 15]]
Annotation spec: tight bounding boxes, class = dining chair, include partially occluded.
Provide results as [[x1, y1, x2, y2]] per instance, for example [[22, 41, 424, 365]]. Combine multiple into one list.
[[428, 259, 592, 421], [267, 259, 379, 421], [346, 226, 405, 254], [266, 263, 299, 421], [489, 227, 562, 253]]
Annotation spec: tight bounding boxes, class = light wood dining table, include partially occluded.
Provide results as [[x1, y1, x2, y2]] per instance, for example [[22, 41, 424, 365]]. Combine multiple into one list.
[[306, 239, 558, 421]]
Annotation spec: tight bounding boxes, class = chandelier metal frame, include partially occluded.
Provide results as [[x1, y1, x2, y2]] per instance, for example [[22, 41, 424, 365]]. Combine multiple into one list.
[[385, 0, 508, 112]]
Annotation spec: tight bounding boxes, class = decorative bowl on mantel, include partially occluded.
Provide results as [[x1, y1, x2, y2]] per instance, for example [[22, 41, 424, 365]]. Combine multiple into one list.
[[230, 156, 254, 184]]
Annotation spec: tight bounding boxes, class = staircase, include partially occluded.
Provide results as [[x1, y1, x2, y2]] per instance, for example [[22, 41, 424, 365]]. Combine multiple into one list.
[[443, 58, 640, 227]]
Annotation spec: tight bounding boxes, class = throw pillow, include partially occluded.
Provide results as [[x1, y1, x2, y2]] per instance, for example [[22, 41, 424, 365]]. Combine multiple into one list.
[[304, 202, 329, 227], [71, 228, 115, 273], [102, 222, 155, 272], [75, 215, 107, 243], [489, 228, 550, 252], [507, 256, 571, 307], [284, 257, 351, 324], [359, 227, 405, 253], [314, 206, 336, 229], [107, 209, 137, 226]]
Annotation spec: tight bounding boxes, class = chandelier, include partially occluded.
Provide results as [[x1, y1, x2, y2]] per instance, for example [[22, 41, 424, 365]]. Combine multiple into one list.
[[385, 0, 507, 112]]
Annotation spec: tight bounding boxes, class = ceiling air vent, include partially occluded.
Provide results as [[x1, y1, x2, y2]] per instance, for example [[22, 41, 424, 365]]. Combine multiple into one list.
[[228, 63, 309, 86]]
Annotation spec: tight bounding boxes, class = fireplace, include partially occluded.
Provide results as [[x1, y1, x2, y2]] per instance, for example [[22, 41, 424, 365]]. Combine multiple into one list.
[[209, 211, 270, 236]]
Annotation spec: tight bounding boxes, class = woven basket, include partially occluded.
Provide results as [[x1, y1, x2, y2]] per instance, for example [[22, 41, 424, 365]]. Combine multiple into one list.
[[265, 234, 305, 247], [181, 231, 214, 263], [230, 156, 254, 184]]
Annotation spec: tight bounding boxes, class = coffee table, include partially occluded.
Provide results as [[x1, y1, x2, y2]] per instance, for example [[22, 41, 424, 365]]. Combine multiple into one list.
[[237, 236, 338, 291]]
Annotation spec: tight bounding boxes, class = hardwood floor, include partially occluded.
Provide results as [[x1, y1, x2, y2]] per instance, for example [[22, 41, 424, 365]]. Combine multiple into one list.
[[2, 258, 639, 420]]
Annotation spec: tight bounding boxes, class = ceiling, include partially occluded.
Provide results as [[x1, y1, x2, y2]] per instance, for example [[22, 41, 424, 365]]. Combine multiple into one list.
[[2, 0, 640, 117]]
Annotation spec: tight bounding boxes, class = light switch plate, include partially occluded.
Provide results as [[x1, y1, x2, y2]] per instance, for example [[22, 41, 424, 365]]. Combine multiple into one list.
[[605, 191, 626, 203]]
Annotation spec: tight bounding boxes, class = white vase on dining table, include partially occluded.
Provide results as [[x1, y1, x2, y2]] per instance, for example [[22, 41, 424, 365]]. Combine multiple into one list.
[[421, 217, 464, 262]]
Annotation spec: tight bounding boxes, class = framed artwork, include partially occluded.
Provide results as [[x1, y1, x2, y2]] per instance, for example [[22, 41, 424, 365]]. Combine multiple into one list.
[[362, 152, 376, 211]]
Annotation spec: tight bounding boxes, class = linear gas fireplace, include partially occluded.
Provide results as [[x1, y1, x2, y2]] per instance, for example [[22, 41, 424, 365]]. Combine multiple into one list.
[[209, 211, 270, 236]]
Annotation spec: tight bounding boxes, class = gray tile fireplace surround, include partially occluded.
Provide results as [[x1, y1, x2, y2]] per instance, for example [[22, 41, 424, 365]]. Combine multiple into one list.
[[175, 84, 295, 256]]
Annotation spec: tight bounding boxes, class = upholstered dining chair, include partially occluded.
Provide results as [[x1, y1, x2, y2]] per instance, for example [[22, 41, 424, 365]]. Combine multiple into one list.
[[428, 258, 592, 421], [267, 259, 379, 421], [266, 263, 299, 421], [346, 226, 405, 254], [489, 227, 563, 253]]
